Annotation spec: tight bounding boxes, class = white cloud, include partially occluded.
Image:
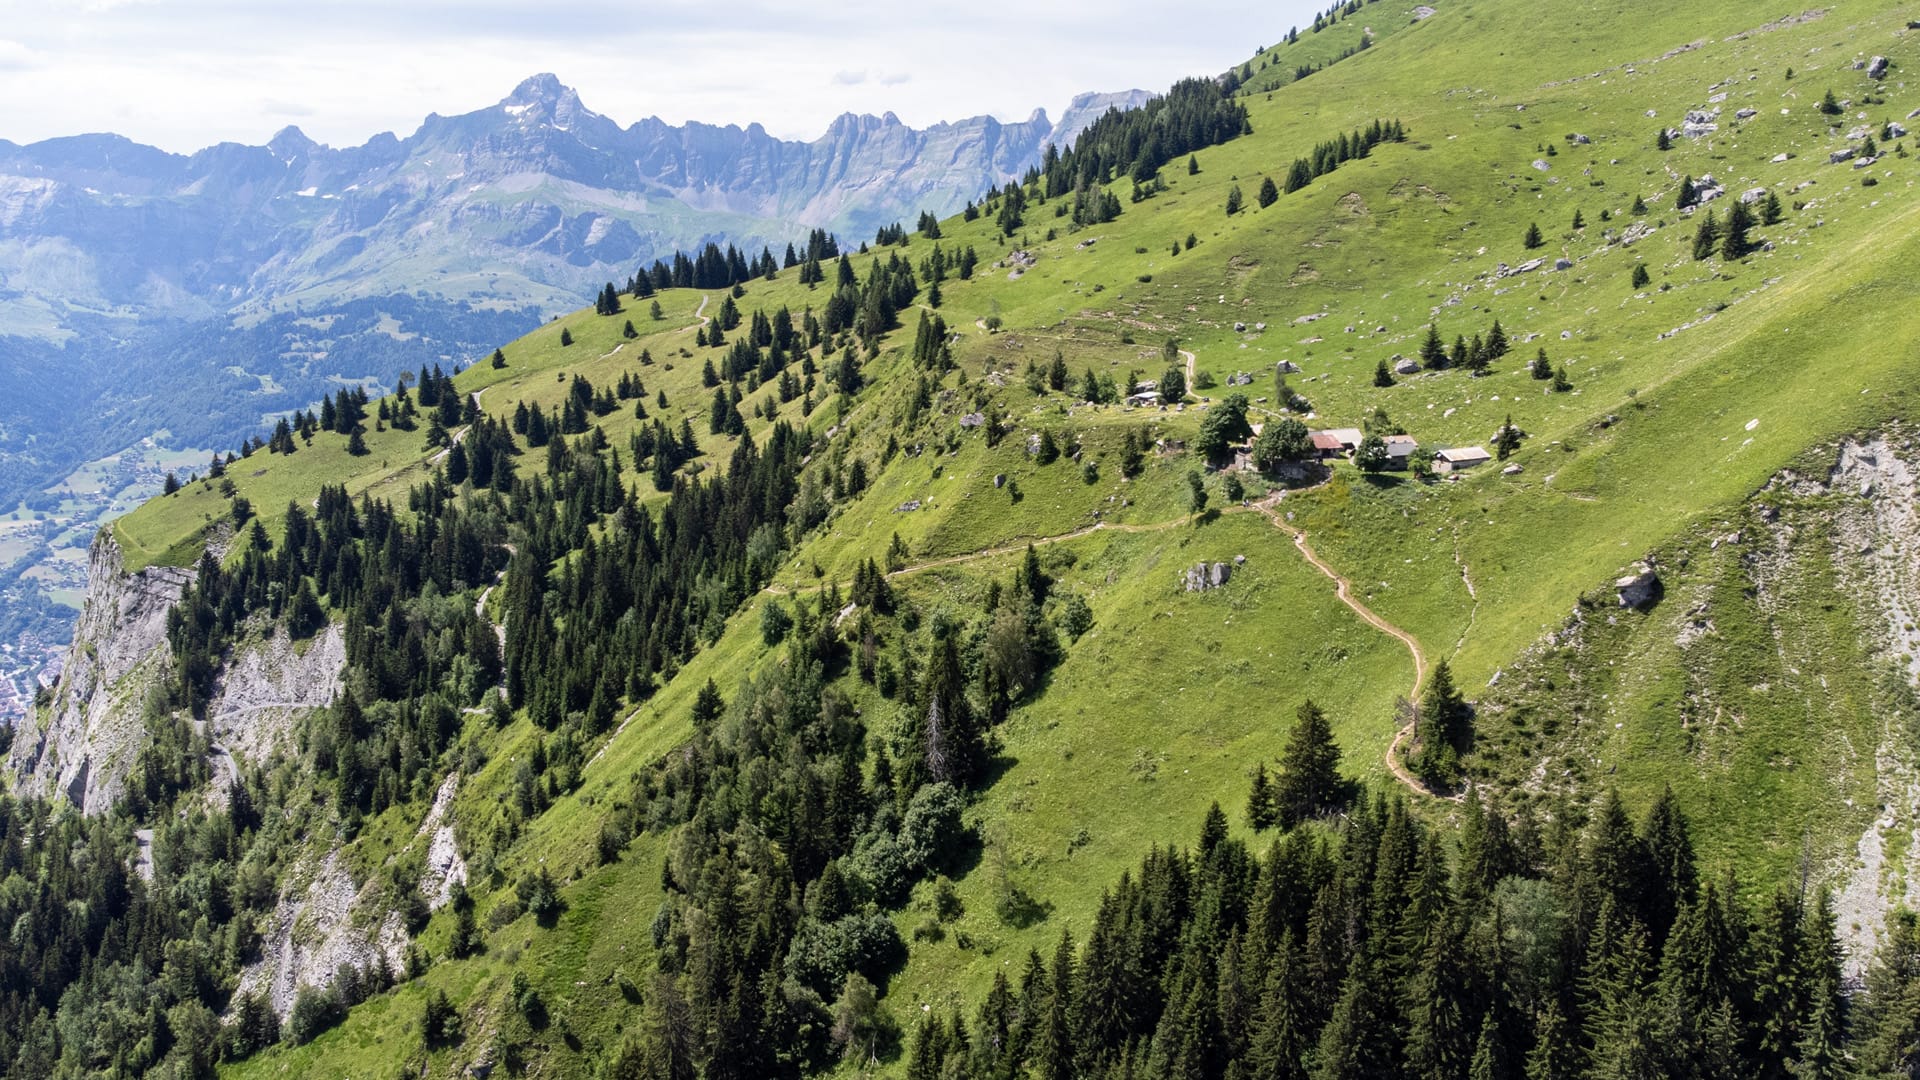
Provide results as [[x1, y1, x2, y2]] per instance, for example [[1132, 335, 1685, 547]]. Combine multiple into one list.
[[0, 1, 1329, 151], [0, 38, 35, 71]]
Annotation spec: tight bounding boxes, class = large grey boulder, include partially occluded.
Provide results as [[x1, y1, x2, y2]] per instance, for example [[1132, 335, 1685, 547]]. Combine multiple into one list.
[[1615, 565, 1661, 610]]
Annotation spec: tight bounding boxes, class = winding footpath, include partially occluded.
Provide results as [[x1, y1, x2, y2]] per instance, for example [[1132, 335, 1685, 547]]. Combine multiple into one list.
[[1249, 499, 1457, 801], [759, 489, 1451, 799]]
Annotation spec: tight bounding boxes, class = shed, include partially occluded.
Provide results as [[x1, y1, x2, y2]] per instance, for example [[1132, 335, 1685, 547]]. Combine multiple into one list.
[[1309, 432, 1345, 459], [1383, 435, 1419, 468], [1323, 427, 1364, 452], [1435, 446, 1492, 472]]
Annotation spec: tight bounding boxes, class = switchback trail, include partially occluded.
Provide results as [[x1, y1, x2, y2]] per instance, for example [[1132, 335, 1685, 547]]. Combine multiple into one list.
[[1251, 498, 1457, 801], [757, 487, 1448, 801]]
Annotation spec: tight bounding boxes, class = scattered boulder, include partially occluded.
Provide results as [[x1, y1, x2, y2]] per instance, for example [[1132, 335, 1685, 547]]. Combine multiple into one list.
[[1890, 122, 1910, 139], [1234, 321, 1247, 332], [1740, 187, 1769, 204], [1619, 222, 1657, 245], [1571, 133, 1592, 144], [1182, 562, 1233, 592], [1868, 56, 1890, 80], [1532, 159, 1551, 171], [1830, 148, 1857, 164], [1395, 357, 1421, 375], [1771, 152, 1791, 163], [1615, 565, 1662, 610], [1854, 156, 1878, 169], [1682, 108, 1721, 138], [1502, 463, 1524, 475], [993, 474, 1006, 489], [896, 500, 922, 513], [1735, 108, 1758, 121], [959, 412, 985, 428], [1554, 257, 1574, 270]]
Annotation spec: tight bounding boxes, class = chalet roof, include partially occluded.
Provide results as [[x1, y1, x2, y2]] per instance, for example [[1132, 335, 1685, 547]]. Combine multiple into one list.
[[1437, 445, 1492, 463]]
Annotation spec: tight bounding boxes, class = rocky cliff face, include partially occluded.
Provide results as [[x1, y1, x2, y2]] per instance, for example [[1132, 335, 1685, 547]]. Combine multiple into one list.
[[7, 530, 193, 813]]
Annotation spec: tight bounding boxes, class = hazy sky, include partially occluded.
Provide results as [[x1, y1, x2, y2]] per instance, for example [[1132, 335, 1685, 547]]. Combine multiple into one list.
[[0, 0, 1326, 152]]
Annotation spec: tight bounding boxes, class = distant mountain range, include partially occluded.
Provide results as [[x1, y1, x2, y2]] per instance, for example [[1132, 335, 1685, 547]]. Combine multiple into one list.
[[0, 74, 1151, 507]]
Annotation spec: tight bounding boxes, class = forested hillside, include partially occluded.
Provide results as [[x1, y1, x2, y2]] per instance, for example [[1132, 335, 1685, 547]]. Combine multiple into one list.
[[9, 0, 1920, 1077]]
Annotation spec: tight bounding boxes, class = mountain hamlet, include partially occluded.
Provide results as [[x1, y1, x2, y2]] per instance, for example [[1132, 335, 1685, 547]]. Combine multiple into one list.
[[11, 0, 1920, 1077]]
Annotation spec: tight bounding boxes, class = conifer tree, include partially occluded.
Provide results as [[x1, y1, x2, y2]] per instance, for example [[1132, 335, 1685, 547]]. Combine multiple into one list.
[[1276, 700, 1347, 827], [1259, 176, 1280, 208], [1525, 999, 1576, 1080], [1247, 762, 1279, 829], [1226, 185, 1245, 215], [1761, 190, 1785, 226], [1421, 324, 1447, 369], [1523, 222, 1544, 249], [1721, 199, 1756, 259], [1692, 211, 1722, 260], [490, 347, 506, 369], [1631, 263, 1651, 289]]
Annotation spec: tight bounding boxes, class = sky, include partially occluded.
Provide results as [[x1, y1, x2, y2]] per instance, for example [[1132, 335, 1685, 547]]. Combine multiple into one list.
[[0, 0, 1325, 153]]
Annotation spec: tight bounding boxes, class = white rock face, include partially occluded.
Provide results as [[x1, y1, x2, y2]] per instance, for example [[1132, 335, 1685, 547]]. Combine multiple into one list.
[[7, 530, 194, 813], [418, 773, 469, 911], [238, 852, 410, 1018], [207, 621, 346, 767]]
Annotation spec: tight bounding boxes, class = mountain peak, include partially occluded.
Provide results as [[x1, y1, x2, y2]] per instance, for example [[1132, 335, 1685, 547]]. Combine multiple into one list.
[[268, 126, 316, 159], [498, 73, 601, 133], [504, 73, 571, 107]]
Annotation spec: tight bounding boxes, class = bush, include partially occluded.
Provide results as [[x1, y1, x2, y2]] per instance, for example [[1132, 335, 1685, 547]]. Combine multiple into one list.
[[784, 912, 906, 996], [1059, 593, 1093, 641], [286, 986, 345, 1046], [518, 866, 564, 927], [421, 989, 462, 1048]]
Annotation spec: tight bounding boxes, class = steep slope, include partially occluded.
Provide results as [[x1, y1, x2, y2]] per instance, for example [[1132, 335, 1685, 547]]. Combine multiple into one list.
[[14, 1, 1920, 1076], [0, 75, 1147, 724]]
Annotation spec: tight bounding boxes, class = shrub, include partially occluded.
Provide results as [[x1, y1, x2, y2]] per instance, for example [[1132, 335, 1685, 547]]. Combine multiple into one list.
[[421, 989, 462, 1048], [286, 987, 345, 1046]]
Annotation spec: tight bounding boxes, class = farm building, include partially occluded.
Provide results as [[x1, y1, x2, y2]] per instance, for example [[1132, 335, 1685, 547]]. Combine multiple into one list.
[[1309, 432, 1345, 459], [1435, 446, 1492, 472], [1384, 435, 1419, 468], [1322, 428, 1364, 452]]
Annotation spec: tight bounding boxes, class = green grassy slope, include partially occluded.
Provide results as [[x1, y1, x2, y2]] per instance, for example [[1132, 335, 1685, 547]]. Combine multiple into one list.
[[79, 0, 1920, 1073]]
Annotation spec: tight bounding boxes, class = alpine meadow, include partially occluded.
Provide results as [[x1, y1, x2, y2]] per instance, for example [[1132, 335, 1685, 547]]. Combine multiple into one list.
[[12, 1, 1920, 1078]]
